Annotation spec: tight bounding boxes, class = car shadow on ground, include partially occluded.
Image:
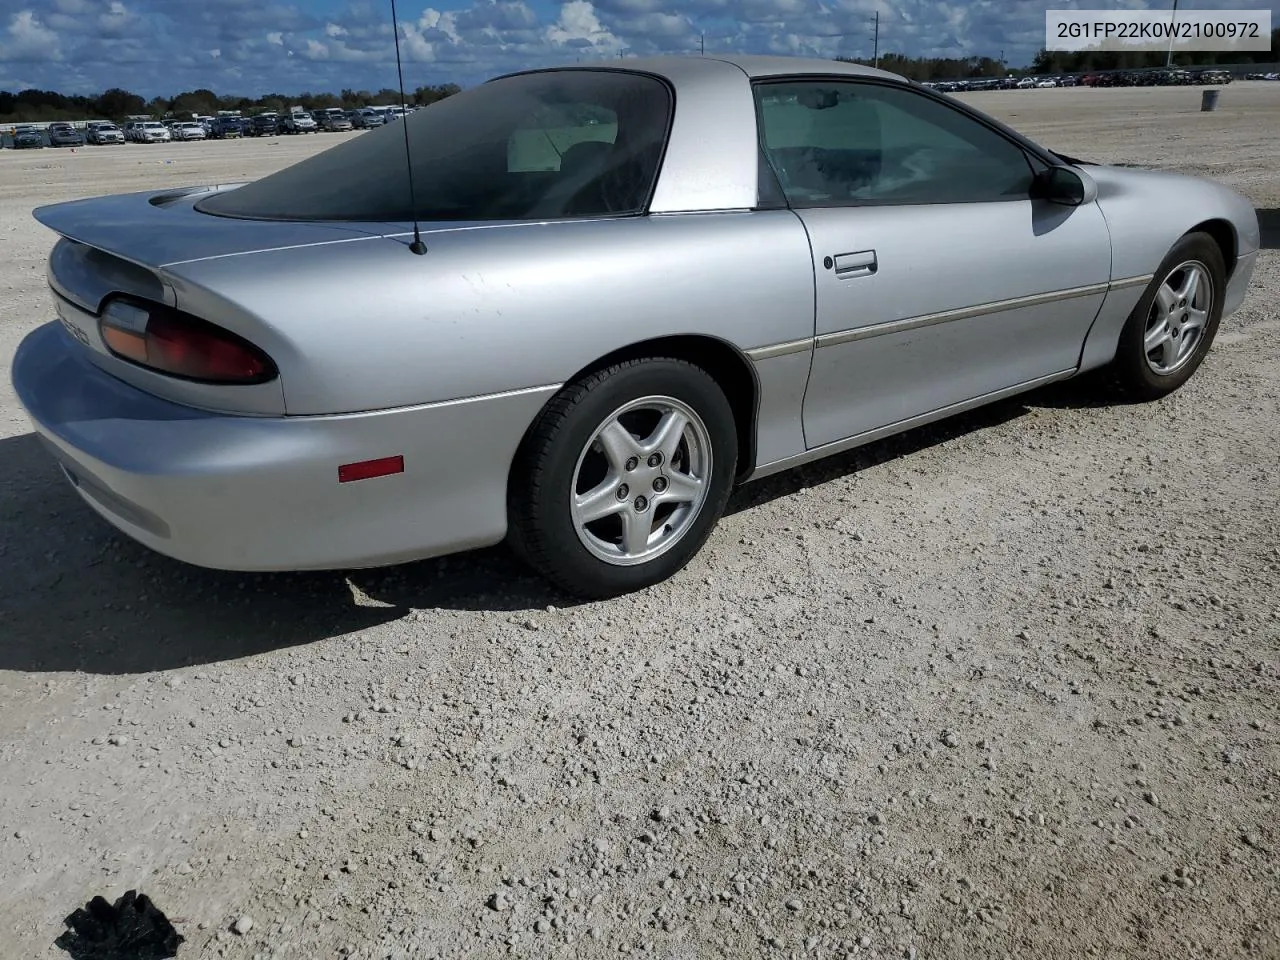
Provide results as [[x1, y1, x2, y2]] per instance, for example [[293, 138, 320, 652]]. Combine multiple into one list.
[[1257, 208, 1279, 250], [0, 376, 1109, 676]]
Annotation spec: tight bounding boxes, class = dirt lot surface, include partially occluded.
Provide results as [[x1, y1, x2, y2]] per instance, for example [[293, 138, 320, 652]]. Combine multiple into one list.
[[1, 84, 1278, 960]]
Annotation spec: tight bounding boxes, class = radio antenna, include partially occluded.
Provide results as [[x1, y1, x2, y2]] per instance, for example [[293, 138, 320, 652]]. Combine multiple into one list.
[[390, 0, 427, 255]]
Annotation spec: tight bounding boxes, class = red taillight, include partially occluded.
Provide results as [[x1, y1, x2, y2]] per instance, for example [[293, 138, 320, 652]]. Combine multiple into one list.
[[99, 298, 277, 385]]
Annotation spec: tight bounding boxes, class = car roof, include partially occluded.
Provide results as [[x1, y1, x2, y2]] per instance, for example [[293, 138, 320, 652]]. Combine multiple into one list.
[[503, 53, 905, 85], [703, 54, 902, 80]]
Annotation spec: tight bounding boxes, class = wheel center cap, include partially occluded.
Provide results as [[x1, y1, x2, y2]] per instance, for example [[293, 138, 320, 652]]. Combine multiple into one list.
[[626, 461, 667, 500]]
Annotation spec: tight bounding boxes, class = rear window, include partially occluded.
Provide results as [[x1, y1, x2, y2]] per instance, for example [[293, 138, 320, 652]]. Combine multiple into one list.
[[195, 69, 672, 223]]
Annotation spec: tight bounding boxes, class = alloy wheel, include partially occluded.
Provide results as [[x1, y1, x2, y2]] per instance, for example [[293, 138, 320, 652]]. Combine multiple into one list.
[[569, 395, 713, 566], [1144, 260, 1213, 376]]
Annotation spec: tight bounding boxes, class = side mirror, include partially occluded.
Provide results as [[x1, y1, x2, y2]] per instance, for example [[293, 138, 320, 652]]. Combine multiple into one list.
[[1031, 165, 1097, 206]]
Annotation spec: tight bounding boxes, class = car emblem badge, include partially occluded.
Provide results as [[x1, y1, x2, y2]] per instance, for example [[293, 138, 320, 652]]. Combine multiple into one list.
[[55, 301, 92, 348]]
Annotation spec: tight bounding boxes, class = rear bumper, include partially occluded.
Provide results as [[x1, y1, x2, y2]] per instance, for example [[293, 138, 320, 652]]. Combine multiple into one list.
[[12, 322, 556, 572]]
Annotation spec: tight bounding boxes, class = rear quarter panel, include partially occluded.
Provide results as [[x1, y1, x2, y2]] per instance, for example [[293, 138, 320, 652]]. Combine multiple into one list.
[[164, 212, 816, 429]]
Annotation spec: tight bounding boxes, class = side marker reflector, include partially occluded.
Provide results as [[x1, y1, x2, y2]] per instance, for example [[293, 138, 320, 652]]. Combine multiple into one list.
[[338, 456, 405, 483]]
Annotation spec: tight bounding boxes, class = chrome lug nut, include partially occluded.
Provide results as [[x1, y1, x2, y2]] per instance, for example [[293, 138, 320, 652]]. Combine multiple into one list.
[[647, 452, 663, 468], [625, 456, 639, 471], [652, 477, 668, 493], [633, 495, 649, 512], [616, 484, 629, 500]]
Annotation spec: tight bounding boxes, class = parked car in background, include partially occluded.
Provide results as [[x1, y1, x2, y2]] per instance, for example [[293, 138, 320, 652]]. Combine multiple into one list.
[[47, 123, 86, 147], [247, 114, 280, 137], [11, 124, 43, 148], [86, 121, 125, 145], [134, 121, 171, 143], [1196, 69, 1232, 84], [209, 117, 245, 139], [318, 111, 353, 132], [280, 113, 318, 133], [348, 109, 383, 129], [171, 121, 207, 141]]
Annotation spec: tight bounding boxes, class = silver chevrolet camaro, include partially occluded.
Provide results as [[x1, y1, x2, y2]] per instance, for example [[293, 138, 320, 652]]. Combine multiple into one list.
[[11, 55, 1260, 598]]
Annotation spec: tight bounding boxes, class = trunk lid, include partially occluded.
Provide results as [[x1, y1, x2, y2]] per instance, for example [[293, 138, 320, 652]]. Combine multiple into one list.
[[34, 185, 393, 284]]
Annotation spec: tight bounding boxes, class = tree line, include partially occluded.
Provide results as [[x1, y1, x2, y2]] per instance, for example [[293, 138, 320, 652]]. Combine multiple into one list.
[[0, 84, 462, 124]]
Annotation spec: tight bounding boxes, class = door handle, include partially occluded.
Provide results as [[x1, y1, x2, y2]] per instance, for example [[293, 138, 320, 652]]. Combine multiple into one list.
[[829, 249, 878, 278]]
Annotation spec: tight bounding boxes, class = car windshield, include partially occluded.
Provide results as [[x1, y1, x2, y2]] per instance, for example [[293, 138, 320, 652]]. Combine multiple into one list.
[[196, 69, 672, 223]]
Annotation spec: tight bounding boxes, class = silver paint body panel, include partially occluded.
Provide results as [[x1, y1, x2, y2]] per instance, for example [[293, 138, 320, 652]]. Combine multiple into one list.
[[13, 323, 555, 570], [1075, 163, 1260, 372], [795, 200, 1112, 447], [10, 54, 1261, 571]]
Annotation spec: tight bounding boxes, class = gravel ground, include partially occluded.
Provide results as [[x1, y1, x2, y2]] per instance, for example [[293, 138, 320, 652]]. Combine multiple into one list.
[[1, 84, 1277, 960]]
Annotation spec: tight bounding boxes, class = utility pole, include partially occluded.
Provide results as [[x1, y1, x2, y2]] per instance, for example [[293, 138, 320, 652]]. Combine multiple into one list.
[[700, 32, 705, 55], [1165, 0, 1178, 67], [872, 11, 879, 69]]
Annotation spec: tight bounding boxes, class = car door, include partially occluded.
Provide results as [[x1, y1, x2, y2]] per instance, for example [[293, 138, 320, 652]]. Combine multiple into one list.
[[754, 78, 1113, 450]]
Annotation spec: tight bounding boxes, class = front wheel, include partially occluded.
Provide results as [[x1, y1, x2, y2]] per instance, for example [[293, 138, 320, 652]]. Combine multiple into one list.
[[1110, 231, 1225, 401], [508, 358, 738, 599]]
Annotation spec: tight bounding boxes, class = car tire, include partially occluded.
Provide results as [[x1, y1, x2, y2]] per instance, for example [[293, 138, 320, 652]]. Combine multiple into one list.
[[508, 358, 738, 599], [1110, 231, 1226, 401]]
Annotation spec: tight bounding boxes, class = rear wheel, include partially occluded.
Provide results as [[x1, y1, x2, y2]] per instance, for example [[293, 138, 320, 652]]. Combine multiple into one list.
[[1110, 232, 1225, 401], [508, 358, 737, 599]]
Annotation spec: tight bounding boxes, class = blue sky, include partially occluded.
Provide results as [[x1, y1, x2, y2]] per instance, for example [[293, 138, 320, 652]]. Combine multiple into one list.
[[1, 0, 1276, 97]]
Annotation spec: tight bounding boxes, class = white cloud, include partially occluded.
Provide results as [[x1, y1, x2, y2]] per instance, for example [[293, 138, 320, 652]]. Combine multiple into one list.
[[267, 31, 283, 44], [546, 0, 622, 52], [6, 10, 63, 61], [416, 7, 461, 43]]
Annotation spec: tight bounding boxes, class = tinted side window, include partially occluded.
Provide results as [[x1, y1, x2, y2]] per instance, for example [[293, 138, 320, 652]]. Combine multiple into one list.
[[754, 81, 1035, 206]]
